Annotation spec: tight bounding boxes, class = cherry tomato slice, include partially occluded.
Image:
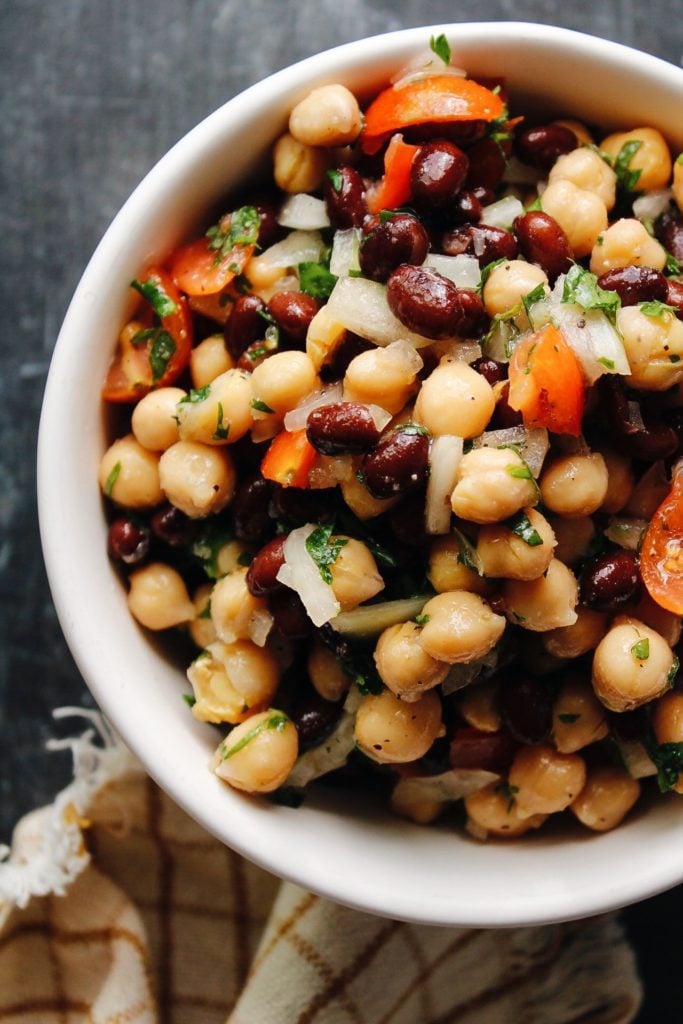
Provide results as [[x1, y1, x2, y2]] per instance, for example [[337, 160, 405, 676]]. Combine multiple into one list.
[[366, 134, 420, 215], [169, 237, 254, 296], [261, 430, 317, 488], [508, 323, 585, 436], [641, 470, 683, 614]]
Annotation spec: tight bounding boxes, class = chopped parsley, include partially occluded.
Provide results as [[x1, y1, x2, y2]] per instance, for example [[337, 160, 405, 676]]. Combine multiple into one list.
[[305, 524, 348, 585], [191, 525, 233, 579], [495, 782, 519, 812], [415, 613, 430, 626], [298, 261, 338, 301], [399, 422, 430, 437], [522, 283, 546, 315], [452, 528, 482, 575], [206, 204, 260, 264], [558, 713, 580, 724], [219, 711, 290, 760], [326, 168, 343, 192], [668, 656, 680, 686], [131, 277, 178, 318], [507, 511, 543, 546], [644, 739, 683, 793], [429, 32, 451, 65], [340, 647, 383, 696], [479, 257, 508, 290], [597, 356, 616, 370], [561, 264, 620, 323], [631, 637, 650, 661], [237, 550, 253, 567], [364, 536, 398, 569], [250, 398, 275, 414], [677, 153, 683, 166], [198, 599, 212, 620], [104, 460, 121, 497], [507, 463, 533, 480], [525, 195, 543, 212], [182, 694, 197, 708], [666, 251, 681, 275], [213, 402, 230, 440], [180, 385, 211, 405], [639, 300, 677, 318], [148, 331, 176, 383], [670, 355, 681, 363], [613, 140, 643, 193]]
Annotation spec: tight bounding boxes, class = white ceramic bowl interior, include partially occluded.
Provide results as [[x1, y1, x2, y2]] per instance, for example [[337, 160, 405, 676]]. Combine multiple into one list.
[[39, 22, 683, 927]]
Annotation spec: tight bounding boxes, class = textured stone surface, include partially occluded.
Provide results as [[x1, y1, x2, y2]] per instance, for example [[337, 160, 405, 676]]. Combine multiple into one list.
[[1, 2, 682, 1018]]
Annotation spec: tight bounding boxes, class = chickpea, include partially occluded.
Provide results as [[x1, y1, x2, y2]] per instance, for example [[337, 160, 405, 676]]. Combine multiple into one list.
[[509, 744, 586, 818], [354, 688, 442, 765], [215, 539, 249, 578], [590, 218, 666, 275], [188, 640, 280, 724], [245, 255, 288, 294], [176, 369, 253, 446], [551, 675, 609, 753], [289, 84, 362, 147], [344, 344, 419, 414], [159, 441, 235, 518], [190, 334, 234, 389], [476, 508, 556, 581], [460, 679, 502, 733], [413, 360, 495, 439], [547, 515, 596, 566], [131, 387, 185, 452], [427, 534, 491, 596], [374, 622, 449, 701], [451, 447, 539, 524], [418, 591, 505, 664], [211, 567, 270, 645], [616, 305, 683, 391], [127, 562, 194, 630], [673, 155, 683, 215], [548, 147, 617, 210], [273, 132, 329, 193], [592, 617, 676, 712], [543, 608, 608, 660], [541, 179, 607, 257], [464, 784, 547, 838], [251, 351, 318, 417], [306, 306, 347, 372], [99, 434, 163, 509], [571, 766, 641, 831], [329, 537, 384, 611], [599, 448, 634, 514], [652, 691, 683, 793], [391, 777, 445, 825], [214, 709, 299, 793], [307, 641, 350, 703], [340, 470, 397, 520], [503, 558, 578, 632], [539, 452, 608, 517], [600, 127, 672, 191], [482, 259, 548, 318], [189, 583, 217, 649], [553, 119, 594, 147]]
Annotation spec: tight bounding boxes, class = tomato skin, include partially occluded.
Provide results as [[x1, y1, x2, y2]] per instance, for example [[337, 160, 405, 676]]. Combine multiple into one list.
[[361, 76, 505, 155], [102, 267, 193, 403], [169, 236, 254, 296], [508, 323, 585, 436], [641, 472, 683, 615], [366, 134, 420, 215], [261, 430, 317, 488]]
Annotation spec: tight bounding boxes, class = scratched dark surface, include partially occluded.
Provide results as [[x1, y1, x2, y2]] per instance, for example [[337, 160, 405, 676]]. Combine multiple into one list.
[[1, 1, 682, 1017]]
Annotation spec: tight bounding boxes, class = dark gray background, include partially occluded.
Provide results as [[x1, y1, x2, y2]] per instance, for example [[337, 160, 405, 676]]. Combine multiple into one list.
[[1, 1, 681, 1017]]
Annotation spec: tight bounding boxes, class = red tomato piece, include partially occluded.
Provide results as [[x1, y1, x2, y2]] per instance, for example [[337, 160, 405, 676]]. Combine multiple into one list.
[[169, 236, 254, 296], [366, 134, 420, 215], [261, 430, 317, 488], [361, 75, 505, 154], [641, 470, 683, 615], [102, 267, 193, 403], [508, 324, 585, 436]]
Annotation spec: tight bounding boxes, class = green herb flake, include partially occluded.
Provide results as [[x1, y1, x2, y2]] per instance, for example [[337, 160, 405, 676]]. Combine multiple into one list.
[[495, 782, 520, 813], [399, 422, 430, 437], [614, 139, 643, 193], [640, 300, 677, 318], [415, 613, 430, 626], [479, 257, 508, 290], [198, 600, 212, 620], [365, 537, 397, 569], [597, 356, 616, 370], [219, 711, 290, 760], [206, 205, 260, 265], [131, 277, 178, 318], [298, 261, 338, 301], [507, 511, 543, 546], [631, 637, 650, 661], [668, 656, 680, 686], [326, 168, 343, 192], [213, 401, 230, 441], [525, 195, 543, 212], [507, 463, 533, 480], [104, 461, 122, 497], [180, 385, 211, 405], [305, 524, 349, 585], [452, 528, 483, 575], [670, 354, 682, 363], [429, 32, 451, 65], [677, 153, 683, 166], [522, 283, 546, 315], [237, 551, 253, 567], [561, 264, 621, 323], [558, 712, 580, 724], [666, 251, 682, 275], [149, 330, 176, 383], [191, 525, 234, 579], [250, 398, 275, 414], [182, 694, 197, 708], [511, 611, 527, 623], [645, 739, 683, 792]]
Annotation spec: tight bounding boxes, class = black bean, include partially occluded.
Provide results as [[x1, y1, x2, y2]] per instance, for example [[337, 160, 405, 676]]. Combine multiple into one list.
[[581, 548, 641, 612], [386, 264, 484, 339], [269, 485, 335, 526], [269, 589, 312, 638], [490, 381, 523, 429], [498, 677, 553, 745], [666, 279, 683, 320], [306, 402, 381, 455], [267, 291, 319, 342], [253, 196, 284, 249], [656, 214, 683, 262], [597, 376, 678, 461], [324, 165, 367, 229], [449, 190, 483, 225], [246, 536, 286, 596], [514, 123, 578, 170], [403, 120, 487, 146], [107, 517, 150, 565], [290, 690, 344, 752], [150, 504, 196, 547], [513, 211, 573, 282], [471, 356, 506, 387], [442, 223, 518, 267], [362, 426, 430, 498], [231, 473, 273, 544], [388, 490, 428, 547], [237, 340, 272, 372], [410, 140, 469, 208], [358, 213, 430, 283], [224, 295, 267, 360], [464, 138, 507, 191], [598, 266, 668, 306]]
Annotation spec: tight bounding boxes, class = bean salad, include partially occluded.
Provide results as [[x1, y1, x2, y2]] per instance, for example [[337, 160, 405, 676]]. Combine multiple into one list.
[[99, 36, 683, 840]]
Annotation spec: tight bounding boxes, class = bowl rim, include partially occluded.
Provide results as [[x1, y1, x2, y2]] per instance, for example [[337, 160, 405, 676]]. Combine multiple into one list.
[[38, 21, 683, 928]]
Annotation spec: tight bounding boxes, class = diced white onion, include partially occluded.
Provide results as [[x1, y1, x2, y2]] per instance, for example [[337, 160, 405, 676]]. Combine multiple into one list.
[[633, 188, 673, 222], [603, 517, 648, 551], [257, 230, 325, 270], [547, 276, 631, 382], [441, 647, 499, 695], [480, 195, 525, 229], [503, 156, 543, 186], [330, 228, 361, 277], [474, 425, 549, 477], [278, 193, 331, 230], [286, 687, 362, 788], [425, 435, 464, 534], [248, 608, 273, 648], [423, 253, 481, 290], [392, 768, 499, 806], [367, 404, 393, 432], [276, 524, 340, 627], [391, 50, 466, 88], [383, 338, 424, 375], [616, 739, 657, 779], [329, 595, 430, 637], [441, 340, 483, 364], [283, 382, 343, 432], [308, 455, 354, 488], [324, 277, 436, 349]]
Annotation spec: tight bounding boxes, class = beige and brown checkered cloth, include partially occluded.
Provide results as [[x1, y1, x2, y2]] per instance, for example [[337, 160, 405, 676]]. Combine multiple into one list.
[[0, 715, 641, 1023]]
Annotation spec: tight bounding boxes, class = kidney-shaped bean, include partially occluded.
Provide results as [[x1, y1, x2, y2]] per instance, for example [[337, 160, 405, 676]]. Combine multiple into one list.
[[362, 426, 430, 498], [306, 402, 382, 455], [386, 265, 484, 339]]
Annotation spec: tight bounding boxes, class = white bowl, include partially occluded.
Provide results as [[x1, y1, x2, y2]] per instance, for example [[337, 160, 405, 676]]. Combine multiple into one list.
[[39, 22, 683, 927]]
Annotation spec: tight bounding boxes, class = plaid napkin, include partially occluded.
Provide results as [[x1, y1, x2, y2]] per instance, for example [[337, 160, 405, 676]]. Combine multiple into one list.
[[0, 712, 642, 1023]]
